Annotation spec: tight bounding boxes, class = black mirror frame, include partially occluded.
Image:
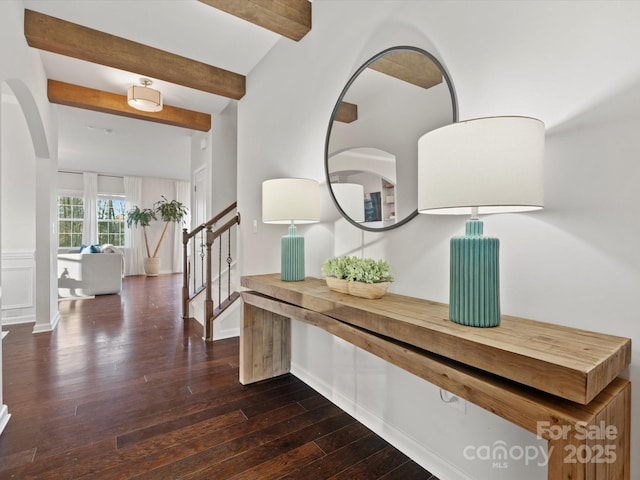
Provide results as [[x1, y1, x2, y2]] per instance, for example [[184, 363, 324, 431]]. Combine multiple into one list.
[[324, 45, 459, 232]]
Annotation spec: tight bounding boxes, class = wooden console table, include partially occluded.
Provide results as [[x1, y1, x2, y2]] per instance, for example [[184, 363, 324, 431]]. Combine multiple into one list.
[[240, 274, 631, 480]]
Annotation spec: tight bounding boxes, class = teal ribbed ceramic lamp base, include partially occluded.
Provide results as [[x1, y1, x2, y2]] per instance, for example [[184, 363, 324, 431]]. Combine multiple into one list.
[[450, 219, 500, 327], [281, 224, 305, 282]]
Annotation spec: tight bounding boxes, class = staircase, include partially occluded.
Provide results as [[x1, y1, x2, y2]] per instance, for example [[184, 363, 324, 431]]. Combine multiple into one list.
[[182, 203, 241, 340]]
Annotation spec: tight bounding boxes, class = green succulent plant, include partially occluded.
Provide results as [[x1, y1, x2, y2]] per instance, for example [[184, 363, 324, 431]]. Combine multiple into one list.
[[321, 256, 394, 284]]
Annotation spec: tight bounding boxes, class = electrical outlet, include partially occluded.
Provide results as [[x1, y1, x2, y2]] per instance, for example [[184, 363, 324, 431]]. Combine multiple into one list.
[[440, 389, 466, 413], [253, 219, 258, 233]]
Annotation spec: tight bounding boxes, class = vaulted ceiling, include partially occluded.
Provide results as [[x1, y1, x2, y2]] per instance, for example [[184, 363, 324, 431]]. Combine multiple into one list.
[[23, 0, 312, 132]]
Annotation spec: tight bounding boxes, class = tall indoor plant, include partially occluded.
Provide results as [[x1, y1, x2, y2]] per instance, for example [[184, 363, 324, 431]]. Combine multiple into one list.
[[126, 196, 188, 275]]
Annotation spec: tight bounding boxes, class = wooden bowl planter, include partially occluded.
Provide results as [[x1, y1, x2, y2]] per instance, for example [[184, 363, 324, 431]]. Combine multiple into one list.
[[324, 276, 349, 294], [348, 280, 390, 299], [325, 277, 390, 299], [322, 256, 393, 300]]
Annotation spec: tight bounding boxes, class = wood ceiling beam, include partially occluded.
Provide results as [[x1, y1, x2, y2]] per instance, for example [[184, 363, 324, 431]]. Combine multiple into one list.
[[199, 0, 311, 41], [335, 102, 358, 124], [369, 50, 443, 90], [25, 9, 245, 100], [48, 80, 212, 132]]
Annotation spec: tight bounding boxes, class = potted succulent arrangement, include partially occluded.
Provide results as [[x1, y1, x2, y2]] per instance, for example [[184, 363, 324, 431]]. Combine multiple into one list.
[[321, 255, 394, 299], [126, 196, 188, 276]]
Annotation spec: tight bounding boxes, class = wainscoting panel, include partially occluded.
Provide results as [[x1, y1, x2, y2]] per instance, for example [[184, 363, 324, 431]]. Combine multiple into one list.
[[1, 250, 36, 325]]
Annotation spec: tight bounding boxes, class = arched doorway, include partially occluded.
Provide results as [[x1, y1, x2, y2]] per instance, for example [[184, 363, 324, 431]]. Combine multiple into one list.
[[1, 79, 58, 335]]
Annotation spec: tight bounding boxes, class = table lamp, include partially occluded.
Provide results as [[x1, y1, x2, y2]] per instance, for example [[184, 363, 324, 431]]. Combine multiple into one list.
[[262, 178, 320, 281], [417, 116, 544, 327]]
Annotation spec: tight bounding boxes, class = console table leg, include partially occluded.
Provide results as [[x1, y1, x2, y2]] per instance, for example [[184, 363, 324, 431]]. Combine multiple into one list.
[[545, 381, 630, 480], [240, 302, 291, 385]]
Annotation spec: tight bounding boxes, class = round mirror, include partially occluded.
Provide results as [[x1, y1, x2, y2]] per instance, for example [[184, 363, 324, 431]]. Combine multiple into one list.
[[325, 46, 458, 231]]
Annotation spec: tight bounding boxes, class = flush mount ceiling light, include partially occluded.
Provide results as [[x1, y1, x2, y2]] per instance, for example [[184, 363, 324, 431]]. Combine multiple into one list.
[[127, 78, 163, 112]]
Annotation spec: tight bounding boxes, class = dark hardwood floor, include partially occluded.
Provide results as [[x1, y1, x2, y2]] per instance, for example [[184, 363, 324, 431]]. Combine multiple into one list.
[[0, 274, 437, 479]]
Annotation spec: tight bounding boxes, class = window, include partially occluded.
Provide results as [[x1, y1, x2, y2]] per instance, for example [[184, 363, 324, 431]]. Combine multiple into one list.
[[58, 195, 84, 247], [57, 194, 126, 248], [97, 196, 126, 247]]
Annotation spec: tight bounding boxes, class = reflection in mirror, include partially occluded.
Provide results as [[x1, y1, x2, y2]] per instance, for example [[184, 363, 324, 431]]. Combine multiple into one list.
[[331, 183, 364, 223], [328, 147, 396, 226], [325, 46, 457, 231]]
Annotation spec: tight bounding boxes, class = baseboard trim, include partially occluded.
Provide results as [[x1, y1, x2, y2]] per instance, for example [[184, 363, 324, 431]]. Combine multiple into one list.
[[58, 295, 95, 302], [212, 329, 240, 341], [290, 362, 473, 480], [212, 299, 241, 341], [32, 311, 61, 334], [1, 314, 36, 325], [50, 311, 61, 331], [0, 404, 11, 436]]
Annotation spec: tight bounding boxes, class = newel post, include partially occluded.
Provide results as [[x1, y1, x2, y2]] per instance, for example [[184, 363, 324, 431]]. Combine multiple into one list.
[[182, 228, 189, 320], [204, 226, 214, 340]]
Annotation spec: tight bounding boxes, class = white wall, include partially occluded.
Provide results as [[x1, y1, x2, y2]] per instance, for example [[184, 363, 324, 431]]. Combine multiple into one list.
[[1, 96, 36, 251], [237, 2, 640, 479], [1, 94, 36, 326], [211, 101, 238, 214], [190, 101, 238, 222]]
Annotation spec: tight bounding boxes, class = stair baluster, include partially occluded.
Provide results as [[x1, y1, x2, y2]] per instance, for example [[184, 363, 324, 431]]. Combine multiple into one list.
[[182, 202, 240, 340]]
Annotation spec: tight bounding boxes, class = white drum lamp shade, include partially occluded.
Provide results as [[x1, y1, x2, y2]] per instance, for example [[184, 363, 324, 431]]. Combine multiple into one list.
[[262, 178, 320, 281], [262, 178, 320, 224], [418, 116, 545, 327], [418, 116, 544, 215]]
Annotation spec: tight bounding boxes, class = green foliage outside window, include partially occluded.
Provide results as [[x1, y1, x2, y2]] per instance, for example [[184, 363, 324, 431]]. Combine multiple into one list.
[[97, 197, 126, 246], [57, 196, 84, 247]]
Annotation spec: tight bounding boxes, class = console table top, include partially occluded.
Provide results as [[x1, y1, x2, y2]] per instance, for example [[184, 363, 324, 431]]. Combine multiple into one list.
[[241, 274, 631, 404]]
